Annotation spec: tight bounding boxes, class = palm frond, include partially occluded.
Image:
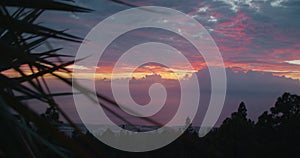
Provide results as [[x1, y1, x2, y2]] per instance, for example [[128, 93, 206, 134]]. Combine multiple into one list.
[[1, 0, 92, 12]]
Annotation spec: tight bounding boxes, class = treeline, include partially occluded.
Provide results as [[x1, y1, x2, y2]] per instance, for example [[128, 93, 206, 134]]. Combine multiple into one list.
[[72, 92, 300, 158]]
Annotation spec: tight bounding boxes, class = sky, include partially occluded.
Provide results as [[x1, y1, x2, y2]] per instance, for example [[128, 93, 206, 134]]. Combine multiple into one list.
[[38, 0, 300, 80], [24, 0, 300, 126]]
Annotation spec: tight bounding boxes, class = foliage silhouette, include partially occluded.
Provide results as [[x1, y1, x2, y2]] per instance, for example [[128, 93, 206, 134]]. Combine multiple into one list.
[[0, 0, 299, 157], [75, 93, 300, 158], [0, 0, 162, 157]]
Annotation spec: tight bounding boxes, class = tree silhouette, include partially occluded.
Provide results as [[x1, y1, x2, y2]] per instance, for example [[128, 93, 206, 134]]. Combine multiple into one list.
[[66, 93, 300, 158], [203, 102, 255, 158], [221, 102, 254, 130], [41, 107, 62, 125], [256, 92, 300, 157]]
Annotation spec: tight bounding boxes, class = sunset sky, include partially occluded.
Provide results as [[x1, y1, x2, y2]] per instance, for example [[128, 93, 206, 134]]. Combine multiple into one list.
[[35, 0, 300, 80], [19, 0, 300, 126]]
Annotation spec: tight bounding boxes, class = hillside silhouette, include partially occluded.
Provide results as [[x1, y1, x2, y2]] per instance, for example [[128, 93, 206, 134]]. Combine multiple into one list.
[[69, 92, 300, 158]]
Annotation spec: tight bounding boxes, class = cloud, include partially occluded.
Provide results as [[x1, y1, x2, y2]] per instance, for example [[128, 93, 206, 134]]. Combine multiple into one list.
[[213, 0, 260, 12], [270, 0, 288, 7], [198, 6, 209, 13], [192, 68, 300, 125], [67, 65, 90, 70], [208, 15, 218, 22], [285, 60, 300, 65], [74, 68, 300, 126], [28, 66, 300, 127], [38, 0, 300, 79], [31, 0, 300, 126]]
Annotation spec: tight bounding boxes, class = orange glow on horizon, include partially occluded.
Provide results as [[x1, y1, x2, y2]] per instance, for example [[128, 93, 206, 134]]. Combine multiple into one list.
[[2, 62, 300, 81]]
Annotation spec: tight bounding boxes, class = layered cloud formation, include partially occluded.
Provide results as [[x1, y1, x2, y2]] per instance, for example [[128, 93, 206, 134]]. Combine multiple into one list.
[[38, 0, 300, 79], [31, 0, 300, 126], [38, 68, 299, 126]]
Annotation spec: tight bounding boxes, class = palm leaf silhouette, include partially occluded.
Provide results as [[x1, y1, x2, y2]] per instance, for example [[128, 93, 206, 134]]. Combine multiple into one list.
[[0, 1, 101, 157], [0, 0, 162, 157]]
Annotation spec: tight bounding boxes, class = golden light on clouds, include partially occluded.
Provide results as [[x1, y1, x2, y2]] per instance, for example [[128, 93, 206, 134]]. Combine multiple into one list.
[[2, 61, 299, 81], [286, 60, 300, 65], [2, 64, 196, 80]]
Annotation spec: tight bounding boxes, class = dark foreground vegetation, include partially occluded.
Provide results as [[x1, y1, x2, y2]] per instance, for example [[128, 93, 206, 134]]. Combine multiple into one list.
[[74, 92, 300, 158], [1, 1, 299, 157]]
